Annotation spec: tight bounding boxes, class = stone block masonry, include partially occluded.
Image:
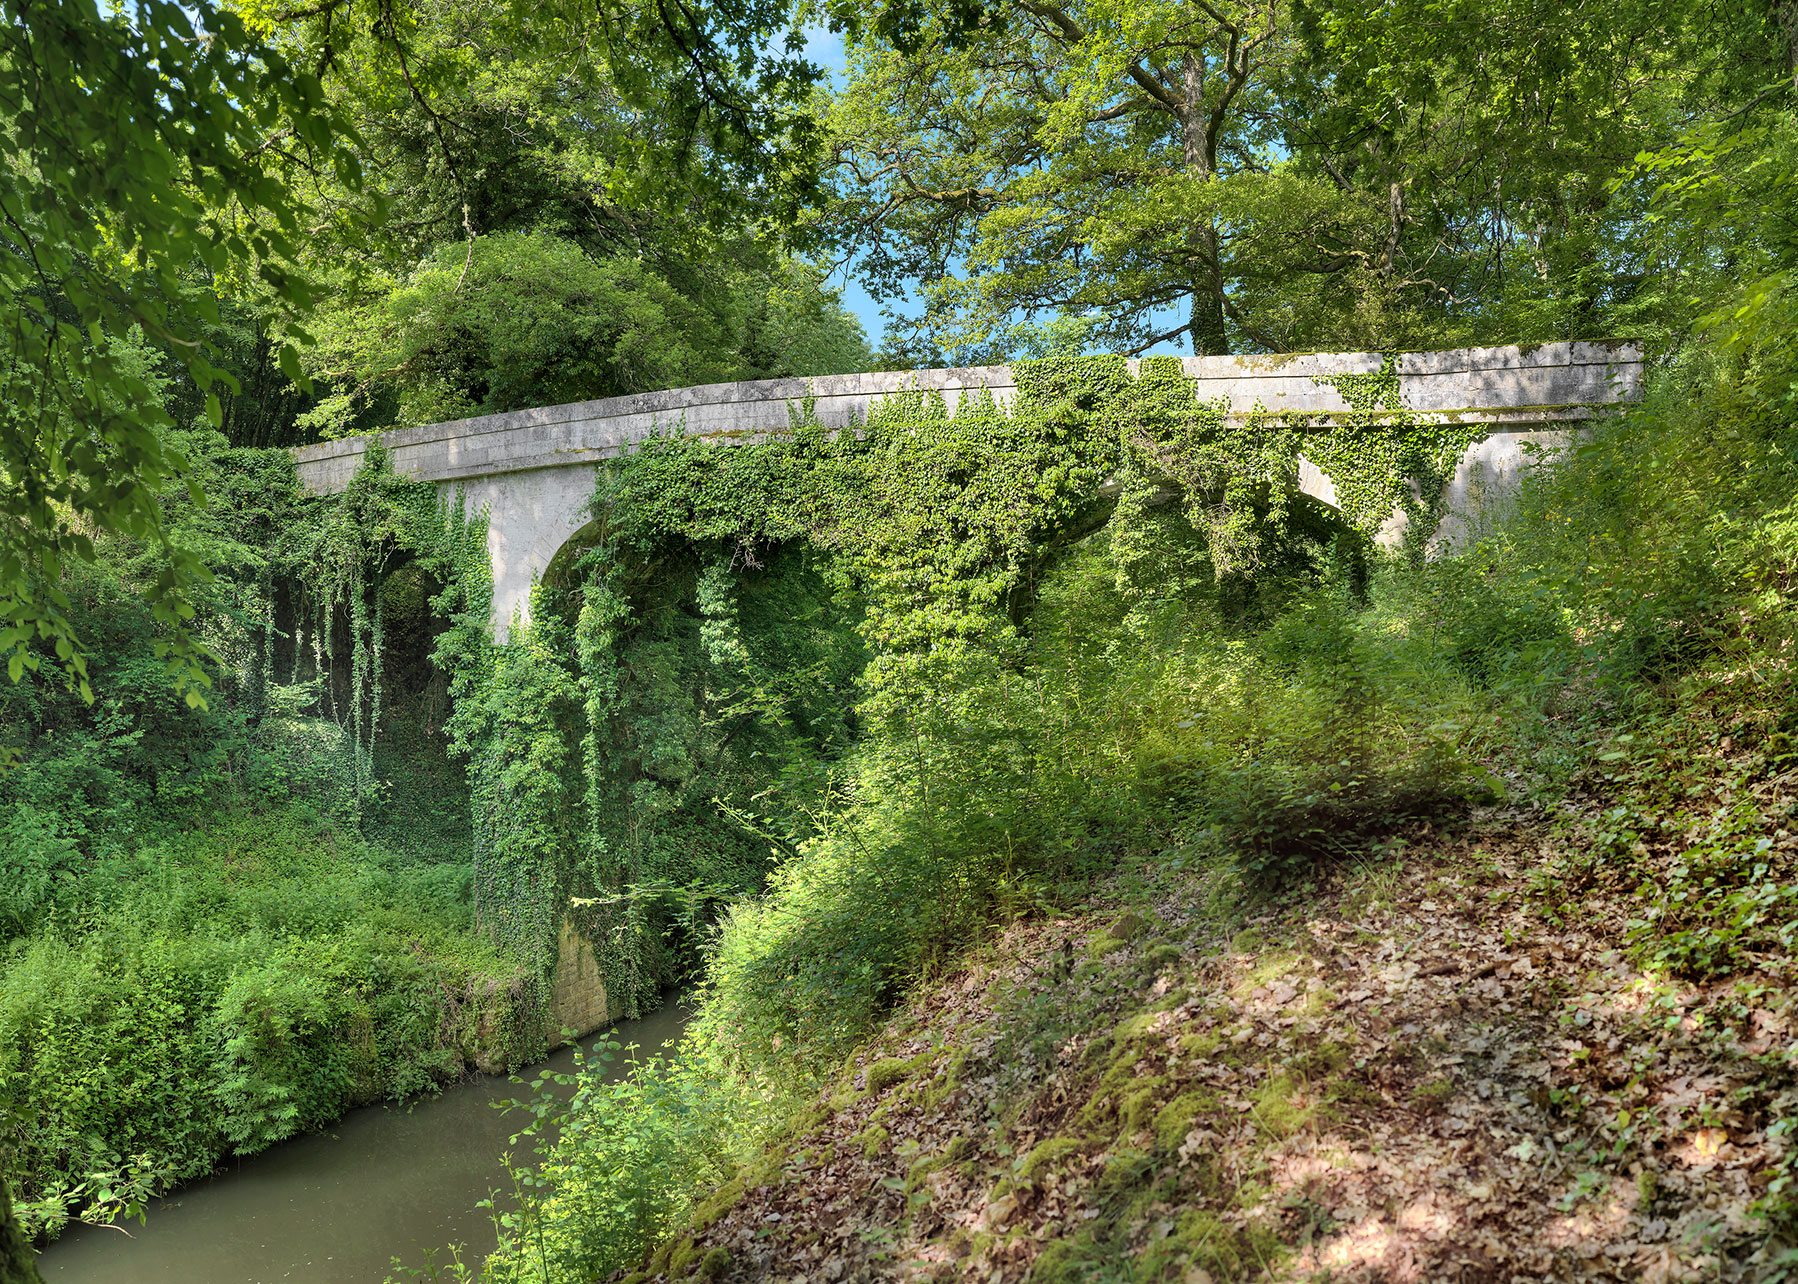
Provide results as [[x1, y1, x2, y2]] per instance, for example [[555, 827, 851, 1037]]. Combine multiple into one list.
[[294, 341, 1643, 639]]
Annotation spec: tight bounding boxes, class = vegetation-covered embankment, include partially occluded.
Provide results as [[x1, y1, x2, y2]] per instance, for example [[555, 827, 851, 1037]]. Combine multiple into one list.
[[469, 288, 1798, 1282], [0, 438, 539, 1241], [646, 792, 1796, 1282]]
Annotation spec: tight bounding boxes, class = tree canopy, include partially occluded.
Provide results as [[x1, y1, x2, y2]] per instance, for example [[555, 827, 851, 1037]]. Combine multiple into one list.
[[828, 0, 1798, 360], [0, 0, 356, 700], [0, 0, 867, 701]]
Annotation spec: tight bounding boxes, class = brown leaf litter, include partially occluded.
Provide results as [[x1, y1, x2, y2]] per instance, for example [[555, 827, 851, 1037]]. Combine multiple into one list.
[[631, 813, 1798, 1284]]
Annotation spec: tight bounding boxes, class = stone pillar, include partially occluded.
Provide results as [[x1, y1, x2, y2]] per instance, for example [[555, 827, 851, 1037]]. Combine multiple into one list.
[[548, 919, 620, 1041], [446, 465, 600, 641]]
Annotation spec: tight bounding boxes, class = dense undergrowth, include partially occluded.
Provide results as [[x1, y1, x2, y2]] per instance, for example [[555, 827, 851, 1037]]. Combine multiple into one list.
[[0, 432, 531, 1242], [461, 283, 1798, 1283], [0, 797, 524, 1241]]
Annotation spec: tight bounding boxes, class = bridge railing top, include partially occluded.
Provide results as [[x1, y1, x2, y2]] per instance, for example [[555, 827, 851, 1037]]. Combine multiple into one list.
[[293, 340, 1642, 496]]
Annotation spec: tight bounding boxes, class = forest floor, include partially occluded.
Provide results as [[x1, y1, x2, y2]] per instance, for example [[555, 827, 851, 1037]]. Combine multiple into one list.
[[634, 801, 1798, 1283]]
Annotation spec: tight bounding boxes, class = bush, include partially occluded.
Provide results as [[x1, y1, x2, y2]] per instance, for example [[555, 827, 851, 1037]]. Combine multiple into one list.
[[0, 802, 524, 1241], [481, 1042, 737, 1284], [0, 806, 79, 937], [1205, 589, 1494, 888]]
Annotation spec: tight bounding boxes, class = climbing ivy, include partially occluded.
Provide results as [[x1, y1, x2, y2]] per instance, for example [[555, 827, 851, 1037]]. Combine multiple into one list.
[[454, 355, 1493, 1008], [1119, 356, 1304, 582], [286, 456, 571, 1059], [292, 450, 492, 816], [310, 352, 1496, 1027], [1304, 355, 1487, 546]]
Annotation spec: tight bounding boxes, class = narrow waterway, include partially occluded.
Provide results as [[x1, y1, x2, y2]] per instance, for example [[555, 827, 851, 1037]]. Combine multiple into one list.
[[38, 1002, 686, 1284]]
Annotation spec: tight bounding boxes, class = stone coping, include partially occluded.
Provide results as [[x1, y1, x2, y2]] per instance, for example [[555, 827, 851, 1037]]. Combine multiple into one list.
[[294, 341, 1643, 495]]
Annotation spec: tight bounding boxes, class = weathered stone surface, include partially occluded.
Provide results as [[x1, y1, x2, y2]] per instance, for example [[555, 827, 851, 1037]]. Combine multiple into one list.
[[549, 920, 617, 1042], [1430, 429, 1572, 550], [294, 342, 1641, 637], [448, 468, 599, 640]]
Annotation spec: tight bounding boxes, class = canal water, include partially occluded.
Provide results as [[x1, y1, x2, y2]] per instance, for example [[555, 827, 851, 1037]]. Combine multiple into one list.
[[38, 1002, 686, 1284]]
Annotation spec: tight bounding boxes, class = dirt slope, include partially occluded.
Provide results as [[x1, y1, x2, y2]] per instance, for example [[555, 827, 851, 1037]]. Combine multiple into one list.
[[633, 809, 1797, 1284]]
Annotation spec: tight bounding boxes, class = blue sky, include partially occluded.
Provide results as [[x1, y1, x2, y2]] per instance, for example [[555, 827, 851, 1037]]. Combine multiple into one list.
[[796, 25, 897, 349]]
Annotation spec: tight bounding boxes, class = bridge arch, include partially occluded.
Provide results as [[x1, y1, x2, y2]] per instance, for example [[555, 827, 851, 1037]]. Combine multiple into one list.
[[294, 342, 1642, 640]]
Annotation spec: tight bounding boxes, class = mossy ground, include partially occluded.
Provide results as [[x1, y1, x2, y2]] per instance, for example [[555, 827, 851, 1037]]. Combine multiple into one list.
[[630, 804, 1798, 1283]]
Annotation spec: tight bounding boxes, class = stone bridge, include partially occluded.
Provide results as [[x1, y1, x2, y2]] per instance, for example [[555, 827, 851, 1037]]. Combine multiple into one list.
[[294, 341, 1643, 638]]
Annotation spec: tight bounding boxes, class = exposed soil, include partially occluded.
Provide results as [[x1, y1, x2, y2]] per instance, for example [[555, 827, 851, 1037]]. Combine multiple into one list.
[[634, 809, 1798, 1284]]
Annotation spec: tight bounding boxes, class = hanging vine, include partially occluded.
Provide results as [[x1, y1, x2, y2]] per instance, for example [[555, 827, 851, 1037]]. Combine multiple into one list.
[[309, 353, 1499, 1030], [292, 448, 495, 814]]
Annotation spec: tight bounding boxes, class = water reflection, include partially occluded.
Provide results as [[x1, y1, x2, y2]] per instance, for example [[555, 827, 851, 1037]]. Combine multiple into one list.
[[39, 1003, 685, 1284]]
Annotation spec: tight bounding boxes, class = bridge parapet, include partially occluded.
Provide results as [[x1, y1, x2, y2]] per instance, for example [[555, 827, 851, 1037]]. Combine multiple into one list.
[[295, 341, 1639, 494], [293, 341, 1642, 637]]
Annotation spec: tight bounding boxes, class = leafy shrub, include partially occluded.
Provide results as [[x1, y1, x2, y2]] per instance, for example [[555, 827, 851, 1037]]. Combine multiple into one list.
[[1205, 590, 1494, 888], [0, 806, 80, 938], [1397, 545, 1572, 687], [210, 964, 355, 1151], [250, 716, 361, 820], [481, 1042, 736, 1284], [0, 802, 524, 1240]]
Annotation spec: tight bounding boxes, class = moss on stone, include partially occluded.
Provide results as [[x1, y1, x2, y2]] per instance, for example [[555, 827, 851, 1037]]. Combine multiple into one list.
[[1141, 944, 1182, 972], [1120, 1083, 1166, 1134], [1027, 1230, 1102, 1282], [1096, 1145, 1155, 1196], [865, 1056, 913, 1095], [1179, 1029, 1223, 1058], [665, 1238, 698, 1276], [688, 1176, 747, 1228], [1110, 1011, 1164, 1045], [1106, 910, 1149, 941]]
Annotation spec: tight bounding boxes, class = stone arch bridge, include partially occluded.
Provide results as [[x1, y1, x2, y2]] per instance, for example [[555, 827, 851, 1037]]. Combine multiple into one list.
[[295, 341, 1642, 639]]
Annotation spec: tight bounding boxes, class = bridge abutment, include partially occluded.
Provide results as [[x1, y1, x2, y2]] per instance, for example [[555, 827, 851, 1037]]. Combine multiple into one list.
[[444, 467, 598, 640]]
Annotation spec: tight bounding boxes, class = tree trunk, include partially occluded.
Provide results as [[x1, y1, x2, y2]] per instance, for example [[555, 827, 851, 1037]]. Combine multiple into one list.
[[1181, 51, 1230, 356], [1, 1179, 43, 1284], [1778, 0, 1798, 90]]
